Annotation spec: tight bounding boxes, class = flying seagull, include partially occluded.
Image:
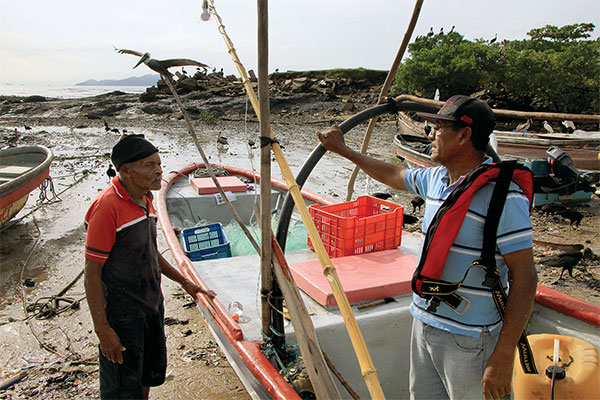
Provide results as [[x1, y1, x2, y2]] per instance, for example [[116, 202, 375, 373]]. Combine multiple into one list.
[[114, 47, 209, 77]]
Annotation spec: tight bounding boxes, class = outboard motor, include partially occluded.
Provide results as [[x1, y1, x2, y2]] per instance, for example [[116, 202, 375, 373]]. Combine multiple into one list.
[[546, 146, 580, 181], [546, 146, 599, 195]]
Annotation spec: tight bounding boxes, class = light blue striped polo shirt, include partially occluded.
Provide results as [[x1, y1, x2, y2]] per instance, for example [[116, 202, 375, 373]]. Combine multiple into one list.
[[404, 158, 533, 337]]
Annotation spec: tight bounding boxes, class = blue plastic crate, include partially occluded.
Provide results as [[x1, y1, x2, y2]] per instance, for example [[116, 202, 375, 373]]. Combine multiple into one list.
[[181, 223, 232, 261]]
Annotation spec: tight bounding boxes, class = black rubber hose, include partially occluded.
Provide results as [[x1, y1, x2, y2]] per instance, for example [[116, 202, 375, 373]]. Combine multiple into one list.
[[269, 100, 440, 359], [275, 100, 439, 249]]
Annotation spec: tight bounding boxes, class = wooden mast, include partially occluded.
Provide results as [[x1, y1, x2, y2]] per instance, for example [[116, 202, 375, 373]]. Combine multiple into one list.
[[257, 0, 273, 343]]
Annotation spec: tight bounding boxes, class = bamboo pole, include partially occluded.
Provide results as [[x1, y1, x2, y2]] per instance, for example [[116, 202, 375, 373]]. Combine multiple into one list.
[[257, 0, 274, 344], [209, 2, 386, 398], [345, 0, 424, 201]]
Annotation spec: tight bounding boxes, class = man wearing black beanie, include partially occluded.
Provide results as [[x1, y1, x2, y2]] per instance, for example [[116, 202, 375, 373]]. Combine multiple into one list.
[[84, 134, 216, 399]]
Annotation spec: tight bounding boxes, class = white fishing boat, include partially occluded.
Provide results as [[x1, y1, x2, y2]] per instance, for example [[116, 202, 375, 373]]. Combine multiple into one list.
[[157, 161, 600, 399]]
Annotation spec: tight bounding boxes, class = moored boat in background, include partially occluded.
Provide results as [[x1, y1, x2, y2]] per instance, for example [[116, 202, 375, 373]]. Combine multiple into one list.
[[397, 112, 600, 171]]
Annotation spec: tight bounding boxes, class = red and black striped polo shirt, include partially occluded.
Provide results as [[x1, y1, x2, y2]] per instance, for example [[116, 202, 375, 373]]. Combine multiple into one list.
[[85, 176, 163, 319]]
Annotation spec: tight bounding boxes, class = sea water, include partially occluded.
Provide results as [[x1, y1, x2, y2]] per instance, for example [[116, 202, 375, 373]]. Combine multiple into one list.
[[223, 217, 308, 257], [0, 84, 146, 99]]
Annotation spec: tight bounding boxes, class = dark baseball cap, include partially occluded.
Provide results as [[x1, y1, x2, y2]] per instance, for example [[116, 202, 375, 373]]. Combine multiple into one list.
[[111, 134, 159, 170], [418, 95, 494, 130], [418, 95, 495, 151]]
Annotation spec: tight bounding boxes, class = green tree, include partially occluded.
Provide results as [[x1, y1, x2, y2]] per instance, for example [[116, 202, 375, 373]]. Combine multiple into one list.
[[391, 24, 599, 114]]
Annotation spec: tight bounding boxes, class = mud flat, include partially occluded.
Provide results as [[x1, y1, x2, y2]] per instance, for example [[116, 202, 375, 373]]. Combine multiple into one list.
[[0, 90, 598, 398]]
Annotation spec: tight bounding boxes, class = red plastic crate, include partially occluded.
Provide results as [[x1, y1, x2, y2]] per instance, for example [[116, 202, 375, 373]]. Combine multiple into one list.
[[308, 195, 404, 257]]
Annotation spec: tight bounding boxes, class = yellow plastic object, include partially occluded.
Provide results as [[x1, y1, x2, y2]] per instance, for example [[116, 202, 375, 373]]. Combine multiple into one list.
[[513, 334, 600, 399]]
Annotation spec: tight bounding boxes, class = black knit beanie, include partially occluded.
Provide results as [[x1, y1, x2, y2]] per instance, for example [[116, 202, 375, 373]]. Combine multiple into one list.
[[111, 134, 159, 171]]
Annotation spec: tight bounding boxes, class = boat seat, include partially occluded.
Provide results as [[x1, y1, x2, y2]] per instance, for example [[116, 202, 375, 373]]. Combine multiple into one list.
[[289, 248, 417, 307], [0, 165, 33, 177]]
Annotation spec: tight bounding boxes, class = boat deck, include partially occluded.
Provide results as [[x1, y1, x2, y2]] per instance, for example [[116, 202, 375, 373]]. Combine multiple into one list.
[[189, 233, 423, 399]]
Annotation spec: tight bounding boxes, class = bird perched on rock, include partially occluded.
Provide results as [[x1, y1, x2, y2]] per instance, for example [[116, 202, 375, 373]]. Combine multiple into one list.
[[114, 47, 209, 78], [410, 196, 425, 214], [217, 134, 229, 146], [103, 119, 111, 132], [538, 248, 591, 284], [106, 164, 116, 181], [558, 209, 584, 228]]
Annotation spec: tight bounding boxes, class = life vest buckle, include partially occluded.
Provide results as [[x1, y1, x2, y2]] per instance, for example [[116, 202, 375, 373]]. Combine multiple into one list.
[[451, 297, 471, 316]]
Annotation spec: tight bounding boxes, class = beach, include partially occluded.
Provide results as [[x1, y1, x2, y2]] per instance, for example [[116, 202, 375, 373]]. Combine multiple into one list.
[[0, 89, 598, 398]]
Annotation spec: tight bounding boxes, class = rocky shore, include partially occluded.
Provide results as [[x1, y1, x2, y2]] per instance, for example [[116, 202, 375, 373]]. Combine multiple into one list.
[[0, 74, 598, 399]]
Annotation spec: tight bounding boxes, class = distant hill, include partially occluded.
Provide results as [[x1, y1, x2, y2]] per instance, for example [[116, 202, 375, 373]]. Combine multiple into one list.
[[75, 74, 160, 87]]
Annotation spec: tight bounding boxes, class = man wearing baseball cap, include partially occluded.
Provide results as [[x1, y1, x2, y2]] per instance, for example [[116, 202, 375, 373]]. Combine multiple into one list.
[[316, 95, 536, 400], [84, 134, 216, 399]]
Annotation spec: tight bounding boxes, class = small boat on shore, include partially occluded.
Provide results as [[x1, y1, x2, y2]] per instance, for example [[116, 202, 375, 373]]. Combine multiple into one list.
[[158, 162, 600, 399], [393, 132, 600, 206], [397, 112, 600, 171], [0, 145, 53, 227]]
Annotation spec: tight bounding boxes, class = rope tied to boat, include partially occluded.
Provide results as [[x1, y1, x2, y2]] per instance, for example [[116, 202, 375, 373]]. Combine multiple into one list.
[[260, 336, 303, 393], [37, 176, 60, 204]]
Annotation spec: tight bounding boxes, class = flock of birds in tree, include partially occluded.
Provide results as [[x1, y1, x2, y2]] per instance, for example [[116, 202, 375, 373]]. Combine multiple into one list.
[[421, 26, 496, 44]]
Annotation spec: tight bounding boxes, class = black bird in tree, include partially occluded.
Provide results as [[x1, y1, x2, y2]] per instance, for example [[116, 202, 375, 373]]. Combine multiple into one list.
[[438, 27, 444, 36], [114, 48, 210, 77], [410, 195, 425, 214], [106, 164, 117, 181], [489, 33, 498, 44], [427, 27, 434, 37], [449, 25, 455, 34], [539, 249, 592, 284]]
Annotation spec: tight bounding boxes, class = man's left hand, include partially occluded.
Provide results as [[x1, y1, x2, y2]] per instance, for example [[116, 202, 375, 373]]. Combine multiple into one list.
[[182, 279, 216, 299], [482, 352, 514, 400]]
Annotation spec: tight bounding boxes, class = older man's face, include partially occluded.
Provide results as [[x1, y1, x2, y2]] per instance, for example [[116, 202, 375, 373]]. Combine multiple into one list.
[[126, 152, 163, 191], [427, 122, 466, 165]]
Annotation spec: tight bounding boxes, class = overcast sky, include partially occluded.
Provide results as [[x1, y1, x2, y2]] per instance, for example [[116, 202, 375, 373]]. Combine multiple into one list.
[[2, 0, 599, 86]]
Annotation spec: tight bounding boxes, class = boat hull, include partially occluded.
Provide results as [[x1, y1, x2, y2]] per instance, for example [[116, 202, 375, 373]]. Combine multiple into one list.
[[0, 145, 53, 227]]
